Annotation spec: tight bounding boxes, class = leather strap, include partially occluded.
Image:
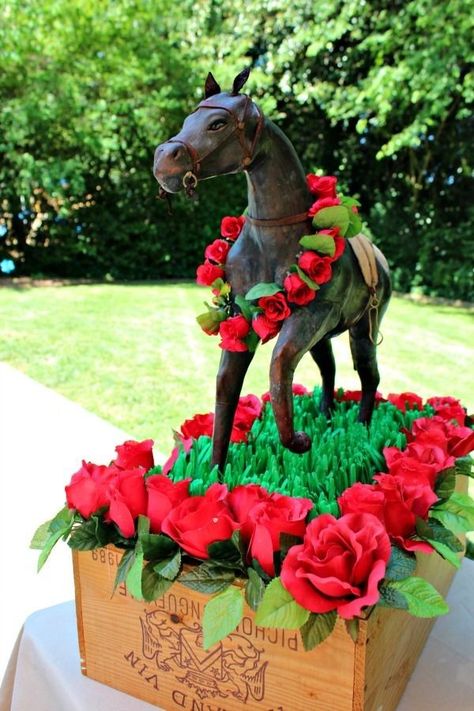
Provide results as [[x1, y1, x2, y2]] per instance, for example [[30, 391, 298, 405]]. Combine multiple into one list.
[[348, 234, 379, 289], [246, 211, 311, 227]]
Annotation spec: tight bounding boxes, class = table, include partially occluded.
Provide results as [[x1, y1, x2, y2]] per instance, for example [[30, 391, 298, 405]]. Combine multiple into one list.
[[1, 560, 474, 711]]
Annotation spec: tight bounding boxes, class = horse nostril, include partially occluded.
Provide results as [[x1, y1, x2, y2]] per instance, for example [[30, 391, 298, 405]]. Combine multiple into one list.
[[172, 146, 181, 160]]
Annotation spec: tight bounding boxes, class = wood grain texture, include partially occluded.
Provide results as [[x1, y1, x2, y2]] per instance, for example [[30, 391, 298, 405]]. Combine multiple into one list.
[[73, 527, 463, 711]]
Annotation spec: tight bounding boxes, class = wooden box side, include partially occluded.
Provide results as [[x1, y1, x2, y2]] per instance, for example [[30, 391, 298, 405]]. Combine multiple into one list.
[[362, 476, 467, 711], [73, 547, 359, 711], [363, 551, 460, 711]]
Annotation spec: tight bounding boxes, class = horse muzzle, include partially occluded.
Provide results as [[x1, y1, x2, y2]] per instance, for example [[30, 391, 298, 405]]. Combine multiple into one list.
[[153, 143, 190, 194]]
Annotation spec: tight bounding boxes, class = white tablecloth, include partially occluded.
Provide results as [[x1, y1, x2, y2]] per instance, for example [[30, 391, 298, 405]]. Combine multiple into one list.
[[1, 560, 474, 711]]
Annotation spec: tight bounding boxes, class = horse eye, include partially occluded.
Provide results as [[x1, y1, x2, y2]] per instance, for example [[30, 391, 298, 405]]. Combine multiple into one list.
[[208, 119, 227, 131]]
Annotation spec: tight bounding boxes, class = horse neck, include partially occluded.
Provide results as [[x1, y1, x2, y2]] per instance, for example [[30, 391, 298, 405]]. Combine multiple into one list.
[[245, 119, 311, 222]]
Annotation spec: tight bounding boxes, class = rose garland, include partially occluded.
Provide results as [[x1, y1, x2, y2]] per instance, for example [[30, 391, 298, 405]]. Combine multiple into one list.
[[33, 390, 474, 650], [196, 174, 362, 351]]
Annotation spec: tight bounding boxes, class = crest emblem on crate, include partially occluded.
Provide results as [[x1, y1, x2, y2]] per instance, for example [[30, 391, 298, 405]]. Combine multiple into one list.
[[140, 610, 268, 703]]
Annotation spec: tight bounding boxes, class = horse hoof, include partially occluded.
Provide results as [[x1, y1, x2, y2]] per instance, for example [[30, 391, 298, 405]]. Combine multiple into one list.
[[287, 431, 311, 454]]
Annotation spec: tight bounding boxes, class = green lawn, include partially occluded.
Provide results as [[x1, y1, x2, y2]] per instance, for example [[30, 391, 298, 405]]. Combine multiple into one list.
[[1, 282, 473, 457]]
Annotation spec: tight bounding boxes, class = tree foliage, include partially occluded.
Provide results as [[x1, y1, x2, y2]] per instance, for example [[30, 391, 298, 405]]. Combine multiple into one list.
[[1, 0, 472, 298]]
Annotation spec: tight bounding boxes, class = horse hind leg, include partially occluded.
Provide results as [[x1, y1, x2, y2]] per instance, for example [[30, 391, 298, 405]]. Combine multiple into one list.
[[349, 313, 381, 424], [309, 338, 335, 417]]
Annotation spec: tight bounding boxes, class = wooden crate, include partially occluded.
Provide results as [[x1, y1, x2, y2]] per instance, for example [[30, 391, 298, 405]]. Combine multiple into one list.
[[72, 545, 459, 711]]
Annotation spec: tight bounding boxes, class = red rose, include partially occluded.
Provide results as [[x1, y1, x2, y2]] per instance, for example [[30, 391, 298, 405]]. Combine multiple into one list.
[[257, 292, 291, 322], [281, 513, 391, 618], [219, 315, 250, 352], [427, 396, 466, 426], [308, 196, 341, 217], [298, 251, 333, 285], [335, 389, 385, 403], [146, 475, 191, 533], [283, 273, 317, 306], [231, 394, 263, 443], [228, 487, 313, 576], [384, 443, 455, 488], [114, 439, 154, 471], [180, 412, 214, 440], [161, 483, 239, 559], [204, 239, 231, 265], [373, 473, 437, 553], [227, 484, 270, 521], [220, 215, 245, 241], [65, 461, 118, 518], [338, 482, 385, 519], [252, 314, 280, 343], [306, 174, 338, 199], [106, 468, 147, 538], [196, 261, 225, 286], [387, 392, 423, 413], [411, 416, 474, 458]]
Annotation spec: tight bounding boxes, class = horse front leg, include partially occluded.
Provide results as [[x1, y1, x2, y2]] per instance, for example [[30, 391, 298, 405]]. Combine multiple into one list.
[[270, 306, 338, 453], [211, 349, 254, 470]]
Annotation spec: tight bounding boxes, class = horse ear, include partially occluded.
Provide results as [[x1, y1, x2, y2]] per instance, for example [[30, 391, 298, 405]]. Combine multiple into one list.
[[231, 67, 251, 95], [204, 72, 221, 98]]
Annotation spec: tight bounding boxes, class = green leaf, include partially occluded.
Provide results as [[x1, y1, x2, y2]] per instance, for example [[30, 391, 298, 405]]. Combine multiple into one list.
[[234, 294, 253, 320], [435, 467, 456, 500], [255, 578, 310, 629], [180, 562, 235, 594], [141, 561, 173, 602], [300, 611, 337, 651], [47, 506, 75, 535], [295, 264, 319, 290], [340, 196, 361, 209], [455, 456, 474, 478], [202, 586, 244, 650], [416, 518, 463, 552], [245, 329, 261, 352], [137, 515, 150, 537], [378, 582, 409, 610], [345, 209, 363, 239], [196, 308, 227, 335], [298, 233, 336, 256], [30, 520, 55, 550], [431, 491, 474, 533], [390, 577, 449, 617], [208, 534, 244, 568], [245, 282, 282, 301], [312, 206, 350, 236], [126, 544, 144, 600], [385, 546, 417, 581], [68, 517, 112, 551], [153, 550, 182, 581], [245, 568, 266, 611], [114, 549, 136, 592], [140, 533, 178, 560], [37, 529, 68, 572]]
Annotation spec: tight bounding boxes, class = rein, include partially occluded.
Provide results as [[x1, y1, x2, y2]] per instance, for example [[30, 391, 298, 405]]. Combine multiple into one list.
[[163, 95, 265, 197]]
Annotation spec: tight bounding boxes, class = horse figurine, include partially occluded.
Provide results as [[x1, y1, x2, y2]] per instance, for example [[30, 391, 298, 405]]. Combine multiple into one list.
[[153, 69, 391, 471]]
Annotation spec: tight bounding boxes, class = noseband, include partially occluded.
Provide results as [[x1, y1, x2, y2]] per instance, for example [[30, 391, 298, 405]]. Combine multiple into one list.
[[162, 95, 264, 197]]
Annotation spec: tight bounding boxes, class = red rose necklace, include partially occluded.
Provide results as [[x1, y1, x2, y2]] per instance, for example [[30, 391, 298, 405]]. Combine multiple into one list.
[[196, 174, 363, 352]]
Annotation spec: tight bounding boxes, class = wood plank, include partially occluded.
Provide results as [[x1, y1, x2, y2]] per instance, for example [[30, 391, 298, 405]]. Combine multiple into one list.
[[74, 548, 357, 711]]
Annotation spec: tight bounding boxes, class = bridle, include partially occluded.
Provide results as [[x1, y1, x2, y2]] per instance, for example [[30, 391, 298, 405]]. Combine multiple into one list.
[[158, 93, 312, 228], [161, 94, 264, 197]]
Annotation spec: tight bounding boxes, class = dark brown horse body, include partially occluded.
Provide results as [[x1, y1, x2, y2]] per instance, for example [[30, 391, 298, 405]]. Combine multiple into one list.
[[154, 71, 391, 472]]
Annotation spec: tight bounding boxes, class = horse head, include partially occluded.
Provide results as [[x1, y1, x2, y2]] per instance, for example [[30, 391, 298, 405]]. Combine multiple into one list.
[[153, 69, 263, 196]]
